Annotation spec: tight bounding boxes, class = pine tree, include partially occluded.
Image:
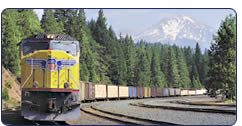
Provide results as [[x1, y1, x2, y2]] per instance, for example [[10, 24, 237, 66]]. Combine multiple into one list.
[[135, 40, 151, 87], [89, 9, 112, 84], [2, 9, 43, 76], [80, 63, 90, 81], [207, 15, 236, 100], [120, 35, 137, 86], [150, 45, 167, 87], [176, 48, 191, 88], [192, 76, 202, 88], [160, 45, 169, 84], [17, 9, 43, 38], [41, 9, 64, 34], [167, 46, 180, 88], [184, 46, 193, 75], [194, 42, 202, 84], [2, 9, 21, 76], [200, 49, 209, 85]]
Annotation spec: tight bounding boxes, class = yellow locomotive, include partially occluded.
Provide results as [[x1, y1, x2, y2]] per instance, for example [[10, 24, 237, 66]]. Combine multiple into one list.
[[19, 34, 81, 120]]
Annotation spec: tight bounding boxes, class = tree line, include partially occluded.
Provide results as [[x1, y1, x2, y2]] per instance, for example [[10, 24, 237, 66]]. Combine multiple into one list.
[[2, 9, 236, 99]]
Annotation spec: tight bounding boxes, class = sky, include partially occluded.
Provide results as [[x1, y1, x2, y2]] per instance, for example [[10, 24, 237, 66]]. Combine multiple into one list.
[[35, 9, 235, 35]]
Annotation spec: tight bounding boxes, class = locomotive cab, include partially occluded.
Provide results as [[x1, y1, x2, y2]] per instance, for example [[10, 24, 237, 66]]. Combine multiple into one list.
[[19, 34, 81, 121]]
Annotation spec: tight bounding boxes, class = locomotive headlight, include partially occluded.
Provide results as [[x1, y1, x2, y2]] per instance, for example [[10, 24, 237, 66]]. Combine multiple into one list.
[[50, 34, 55, 39], [46, 34, 51, 39], [33, 81, 39, 88], [46, 34, 55, 39]]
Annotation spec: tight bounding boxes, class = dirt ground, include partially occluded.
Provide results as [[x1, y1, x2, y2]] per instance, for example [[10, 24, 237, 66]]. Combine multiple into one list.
[[1, 67, 21, 109], [66, 109, 124, 125]]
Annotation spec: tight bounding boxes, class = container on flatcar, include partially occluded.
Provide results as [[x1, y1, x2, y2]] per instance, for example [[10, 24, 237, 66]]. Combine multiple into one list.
[[157, 88, 163, 97], [175, 88, 181, 96], [162, 88, 169, 96], [144, 88, 148, 97], [129, 87, 134, 98], [202, 88, 207, 94], [181, 89, 188, 96], [107, 85, 118, 98], [148, 88, 151, 97], [151, 88, 157, 97], [119, 86, 129, 98], [169, 88, 175, 96], [188, 89, 196, 95], [95, 84, 107, 99], [196, 89, 203, 95], [134, 87, 137, 97], [137, 87, 144, 98], [84, 82, 95, 100], [81, 81, 85, 101]]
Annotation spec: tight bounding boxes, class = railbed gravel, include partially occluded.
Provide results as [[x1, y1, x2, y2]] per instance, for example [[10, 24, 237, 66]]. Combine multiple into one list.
[[95, 96, 236, 125]]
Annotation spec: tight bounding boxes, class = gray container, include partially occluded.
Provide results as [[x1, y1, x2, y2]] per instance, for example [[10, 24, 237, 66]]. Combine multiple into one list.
[[162, 88, 169, 96], [169, 88, 175, 96], [175, 88, 181, 96]]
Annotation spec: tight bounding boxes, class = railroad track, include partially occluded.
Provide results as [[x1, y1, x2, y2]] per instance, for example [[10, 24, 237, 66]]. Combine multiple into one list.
[[31, 120, 68, 125], [80, 106, 179, 125], [129, 102, 236, 115]]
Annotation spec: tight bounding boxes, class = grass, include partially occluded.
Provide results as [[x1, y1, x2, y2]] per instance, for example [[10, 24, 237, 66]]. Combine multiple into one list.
[[225, 99, 236, 104], [2, 98, 19, 109], [2, 88, 9, 101], [7, 79, 14, 88]]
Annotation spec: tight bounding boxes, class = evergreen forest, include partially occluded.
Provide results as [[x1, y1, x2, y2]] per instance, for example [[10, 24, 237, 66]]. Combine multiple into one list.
[[1, 9, 236, 99]]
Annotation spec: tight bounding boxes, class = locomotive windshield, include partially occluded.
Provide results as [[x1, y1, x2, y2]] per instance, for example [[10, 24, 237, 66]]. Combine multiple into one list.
[[23, 42, 49, 55], [52, 43, 77, 56]]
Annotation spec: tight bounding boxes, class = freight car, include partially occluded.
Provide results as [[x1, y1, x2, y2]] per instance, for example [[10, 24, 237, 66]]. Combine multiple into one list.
[[19, 34, 81, 121], [80, 81, 207, 101]]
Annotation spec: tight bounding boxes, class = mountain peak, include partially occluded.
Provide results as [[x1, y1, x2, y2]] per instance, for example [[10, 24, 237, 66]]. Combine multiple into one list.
[[131, 16, 216, 49]]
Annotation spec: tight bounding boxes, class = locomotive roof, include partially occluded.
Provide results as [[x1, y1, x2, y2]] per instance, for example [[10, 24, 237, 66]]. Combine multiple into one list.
[[22, 34, 77, 41]]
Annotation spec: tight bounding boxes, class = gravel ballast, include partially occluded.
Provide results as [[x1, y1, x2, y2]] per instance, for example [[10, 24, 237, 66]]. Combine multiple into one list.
[[95, 96, 236, 125]]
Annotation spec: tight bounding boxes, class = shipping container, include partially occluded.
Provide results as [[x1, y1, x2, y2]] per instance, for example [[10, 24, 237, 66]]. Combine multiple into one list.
[[157, 88, 163, 97], [137, 87, 144, 98], [129, 87, 134, 98], [119, 86, 129, 98], [129, 87, 137, 98], [95, 84, 107, 99], [144, 88, 148, 97], [188, 89, 196, 95], [81, 81, 85, 101], [151, 88, 157, 97], [175, 88, 181, 96], [169, 88, 175, 96], [148, 88, 151, 97], [134, 87, 137, 97], [162, 88, 169, 96], [85, 82, 95, 100], [202, 88, 207, 94], [181, 89, 188, 96], [107, 85, 118, 98], [196, 89, 204, 95]]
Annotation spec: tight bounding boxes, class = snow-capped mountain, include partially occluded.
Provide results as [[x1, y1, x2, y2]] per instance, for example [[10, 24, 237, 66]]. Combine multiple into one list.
[[131, 16, 216, 49]]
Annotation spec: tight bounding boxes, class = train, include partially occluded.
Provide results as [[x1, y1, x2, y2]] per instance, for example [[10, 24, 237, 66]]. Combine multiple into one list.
[[19, 34, 81, 121], [19, 34, 206, 121], [80, 81, 207, 101]]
